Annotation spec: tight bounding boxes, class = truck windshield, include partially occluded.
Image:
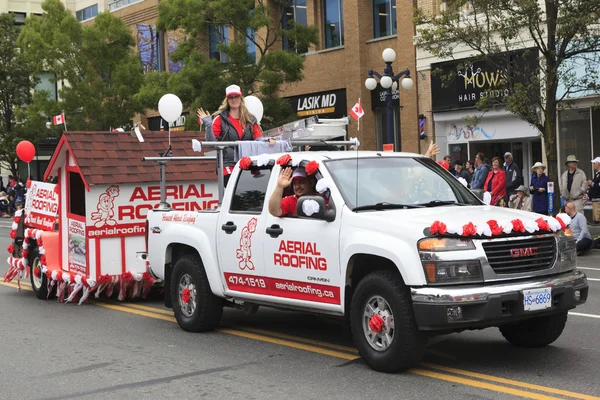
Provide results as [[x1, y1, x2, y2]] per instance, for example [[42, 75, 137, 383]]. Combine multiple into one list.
[[325, 156, 482, 210]]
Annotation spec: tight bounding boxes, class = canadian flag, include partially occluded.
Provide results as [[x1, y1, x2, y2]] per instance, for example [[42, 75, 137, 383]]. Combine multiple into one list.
[[349, 100, 364, 120], [53, 113, 65, 126]]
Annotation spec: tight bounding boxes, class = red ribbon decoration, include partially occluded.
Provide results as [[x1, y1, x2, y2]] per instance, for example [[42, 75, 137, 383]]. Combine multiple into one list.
[[181, 288, 191, 304], [368, 315, 385, 333], [430, 221, 447, 235], [535, 217, 551, 232], [276, 154, 292, 166], [462, 222, 477, 237], [7, 244, 14, 254], [9, 230, 16, 239], [33, 267, 41, 279], [239, 156, 252, 170], [305, 160, 319, 176], [486, 220, 504, 236], [556, 217, 567, 230], [511, 219, 525, 232]]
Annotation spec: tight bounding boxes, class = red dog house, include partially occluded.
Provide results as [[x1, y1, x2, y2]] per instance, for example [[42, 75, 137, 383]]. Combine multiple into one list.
[[4, 130, 216, 303]]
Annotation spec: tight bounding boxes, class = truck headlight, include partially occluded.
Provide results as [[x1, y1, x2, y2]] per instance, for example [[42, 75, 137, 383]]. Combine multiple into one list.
[[418, 238, 475, 252], [422, 261, 483, 285], [557, 235, 576, 265]]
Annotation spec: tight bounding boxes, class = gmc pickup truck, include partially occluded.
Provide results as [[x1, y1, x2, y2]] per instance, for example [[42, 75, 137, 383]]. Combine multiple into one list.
[[144, 150, 588, 372]]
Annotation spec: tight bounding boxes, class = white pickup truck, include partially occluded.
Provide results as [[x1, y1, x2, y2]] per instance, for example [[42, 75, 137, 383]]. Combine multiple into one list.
[[144, 150, 588, 372]]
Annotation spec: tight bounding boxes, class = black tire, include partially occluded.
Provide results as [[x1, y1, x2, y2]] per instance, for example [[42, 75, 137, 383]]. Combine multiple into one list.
[[171, 253, 223, 332], [350, 270, 425, 373], [499, 312, 568, 348], [28, 247, 50, 300]]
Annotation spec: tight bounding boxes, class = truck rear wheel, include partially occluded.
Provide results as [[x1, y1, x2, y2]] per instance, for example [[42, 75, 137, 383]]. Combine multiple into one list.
[[28, 248, 51, 300], [499, 312, 568, 348], [171, 253, 223, 332], [350, 270, 425, 373]]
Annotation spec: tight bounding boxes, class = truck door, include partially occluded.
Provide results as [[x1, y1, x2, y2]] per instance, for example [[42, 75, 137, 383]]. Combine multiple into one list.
[[217, 165, 272, 297], [262, 165, 342, 308]]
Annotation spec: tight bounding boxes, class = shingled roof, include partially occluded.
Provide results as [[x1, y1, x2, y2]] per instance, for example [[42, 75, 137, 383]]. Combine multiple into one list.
[[45, 130, 216, 187]]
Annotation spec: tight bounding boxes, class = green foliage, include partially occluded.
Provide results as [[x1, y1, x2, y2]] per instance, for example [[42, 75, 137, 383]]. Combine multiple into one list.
[[136, 0, 318, 130], [414, 0, 600, 181], [0, 12, 46, 176], [18, 0, 144, 132]]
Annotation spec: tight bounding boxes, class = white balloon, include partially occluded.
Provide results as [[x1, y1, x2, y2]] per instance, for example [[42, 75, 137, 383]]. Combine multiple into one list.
[[158, 94, 183, 123], [244, 96, 264, 124], [483, 191, 492, 205]]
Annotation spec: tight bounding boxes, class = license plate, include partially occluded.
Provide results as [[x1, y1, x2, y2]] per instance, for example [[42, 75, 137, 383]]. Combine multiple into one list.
[[522, 288, 552, 311]]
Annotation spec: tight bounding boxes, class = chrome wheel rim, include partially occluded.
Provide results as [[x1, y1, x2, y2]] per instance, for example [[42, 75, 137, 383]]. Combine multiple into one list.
[[362, 295, 395, 351], [31, 258, 43, 290], [178, 273, 196, 318]]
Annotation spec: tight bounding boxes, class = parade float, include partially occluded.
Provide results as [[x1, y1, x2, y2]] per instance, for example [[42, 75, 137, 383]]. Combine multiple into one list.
[[3, 95, 221, 306]]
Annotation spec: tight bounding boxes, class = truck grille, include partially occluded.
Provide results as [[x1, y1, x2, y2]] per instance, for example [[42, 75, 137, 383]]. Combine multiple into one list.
[[482, 236, 556, 274]]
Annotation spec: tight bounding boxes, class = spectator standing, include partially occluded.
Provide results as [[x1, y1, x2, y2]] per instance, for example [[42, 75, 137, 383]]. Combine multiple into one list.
[[471, 152, 489, 190], [503, 152, 523, 197], [560, 155, 587, 212], [587, 157, 600, 224], [565, 201, 593, 255], [530, 161, 549, 214], [453, 161, 471, 185], [464, 160, 474, 182], [509, 185, 532, 211], [484, 156, 507, 206]]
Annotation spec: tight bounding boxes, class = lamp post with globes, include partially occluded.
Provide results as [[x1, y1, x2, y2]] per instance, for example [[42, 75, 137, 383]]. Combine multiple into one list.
[[365, 48, 413, 151]]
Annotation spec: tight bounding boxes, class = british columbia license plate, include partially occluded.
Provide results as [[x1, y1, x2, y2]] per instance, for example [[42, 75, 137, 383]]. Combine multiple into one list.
[[522, 287, 552, 311]]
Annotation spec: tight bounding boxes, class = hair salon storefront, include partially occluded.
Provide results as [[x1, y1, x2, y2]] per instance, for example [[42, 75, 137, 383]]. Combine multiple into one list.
[[431, 49, 542, 186]]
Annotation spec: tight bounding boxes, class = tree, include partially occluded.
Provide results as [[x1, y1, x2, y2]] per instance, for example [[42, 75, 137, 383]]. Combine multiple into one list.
[[414, 0, 600, 184], [17, 0, 144, 131], [136, 0, 318, 130], [0, 13, 46, 177]]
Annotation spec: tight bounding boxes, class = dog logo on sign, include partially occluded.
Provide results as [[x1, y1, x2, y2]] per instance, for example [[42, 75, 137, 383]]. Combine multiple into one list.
[[236, 217, 258, 270], [91, 185, 120, 228]]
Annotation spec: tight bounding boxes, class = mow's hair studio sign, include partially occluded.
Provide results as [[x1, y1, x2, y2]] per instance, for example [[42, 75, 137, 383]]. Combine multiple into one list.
[[431, 48, 539, 112]]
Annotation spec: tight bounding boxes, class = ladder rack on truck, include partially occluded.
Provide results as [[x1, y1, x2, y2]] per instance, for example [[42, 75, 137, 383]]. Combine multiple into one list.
[[263, 116, 350, 141], [142, 138, 359, 208]]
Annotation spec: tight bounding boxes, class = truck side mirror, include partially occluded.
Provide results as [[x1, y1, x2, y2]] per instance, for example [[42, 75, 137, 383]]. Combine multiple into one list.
[[296, 195, 335, 222]]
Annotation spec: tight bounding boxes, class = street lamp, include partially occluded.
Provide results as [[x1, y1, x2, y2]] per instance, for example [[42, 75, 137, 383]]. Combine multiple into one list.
[[365, 48, 413, 151]]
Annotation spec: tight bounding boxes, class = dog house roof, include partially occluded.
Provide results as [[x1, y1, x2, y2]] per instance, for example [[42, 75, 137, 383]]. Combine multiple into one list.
[[44, 130, 216, 188]]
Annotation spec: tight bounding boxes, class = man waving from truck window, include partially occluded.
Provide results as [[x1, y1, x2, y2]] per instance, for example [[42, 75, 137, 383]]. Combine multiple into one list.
[[269, 167, 318, 217]]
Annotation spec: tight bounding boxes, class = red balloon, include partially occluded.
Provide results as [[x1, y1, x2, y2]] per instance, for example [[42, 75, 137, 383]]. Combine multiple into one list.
[[16, 140, 35, 163]]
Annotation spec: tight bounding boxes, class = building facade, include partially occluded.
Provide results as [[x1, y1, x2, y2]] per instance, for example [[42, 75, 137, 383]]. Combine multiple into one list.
[[76, 0, 421, 153]]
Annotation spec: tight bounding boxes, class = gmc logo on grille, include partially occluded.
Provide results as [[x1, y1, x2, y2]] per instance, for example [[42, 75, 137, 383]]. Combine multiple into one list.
[[509, 247, 538, 257]]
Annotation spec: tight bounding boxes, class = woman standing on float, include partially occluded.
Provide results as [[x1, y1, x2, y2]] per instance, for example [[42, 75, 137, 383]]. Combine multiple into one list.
[[197, 84, 273, 186]]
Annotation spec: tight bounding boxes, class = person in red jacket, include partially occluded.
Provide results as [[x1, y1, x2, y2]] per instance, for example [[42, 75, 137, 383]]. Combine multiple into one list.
[[484, 156, 507, 206]]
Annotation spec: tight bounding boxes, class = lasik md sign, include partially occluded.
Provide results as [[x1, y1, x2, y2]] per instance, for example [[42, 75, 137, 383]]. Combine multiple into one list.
[[289, 89, 347, 117]]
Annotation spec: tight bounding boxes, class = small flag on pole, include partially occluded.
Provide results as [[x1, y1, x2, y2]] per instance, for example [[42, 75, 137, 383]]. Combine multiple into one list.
[[349, 99, 364, 120], [52, 113, 65, 126], [349, 98, 364, 131]]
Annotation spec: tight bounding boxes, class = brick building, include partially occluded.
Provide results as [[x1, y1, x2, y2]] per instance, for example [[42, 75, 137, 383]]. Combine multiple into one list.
[[73, 0, 422, 153]]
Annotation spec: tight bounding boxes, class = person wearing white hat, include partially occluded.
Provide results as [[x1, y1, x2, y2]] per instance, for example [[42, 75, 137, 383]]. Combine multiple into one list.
[[529, 161, 549, 214], [197, 84, 271, 185], [587, 157, 600, 223], [560, 154, 588, 212]]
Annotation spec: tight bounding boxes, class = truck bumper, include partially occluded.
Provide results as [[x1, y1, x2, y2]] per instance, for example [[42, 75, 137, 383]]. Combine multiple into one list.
[[410, 270, 589, 331]]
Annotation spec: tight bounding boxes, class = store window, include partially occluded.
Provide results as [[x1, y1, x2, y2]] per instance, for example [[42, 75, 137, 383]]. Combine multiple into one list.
[[209, 25, 229, 62], [375, 109, 400, 151], [76, 4, 98, 22], [558, 108, 592, 176], [282, 0, 308, 53], [323, 0, 344, 48], [373, 0, 396, 38], [10, 12, 26, 25]]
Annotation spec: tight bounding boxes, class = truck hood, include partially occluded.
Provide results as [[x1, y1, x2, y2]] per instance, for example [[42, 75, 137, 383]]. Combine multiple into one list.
[[351, 205, 548, 235]]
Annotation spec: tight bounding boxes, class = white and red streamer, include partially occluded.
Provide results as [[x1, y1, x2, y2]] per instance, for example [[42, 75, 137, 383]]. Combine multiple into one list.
[[3, 210, 156, 303], [429, 213, 572, 237]]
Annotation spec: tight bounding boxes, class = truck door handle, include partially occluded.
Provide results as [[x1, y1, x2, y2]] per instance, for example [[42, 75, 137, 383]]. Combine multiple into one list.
[[266, 224, 283, 238], [221, 221, 237, 234]]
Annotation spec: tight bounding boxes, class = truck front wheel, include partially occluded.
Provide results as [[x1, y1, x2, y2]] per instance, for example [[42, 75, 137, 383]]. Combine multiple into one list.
[[171, 253, 223, 332], [499, 312, 568, 348], [350, 270, 425, 373]]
